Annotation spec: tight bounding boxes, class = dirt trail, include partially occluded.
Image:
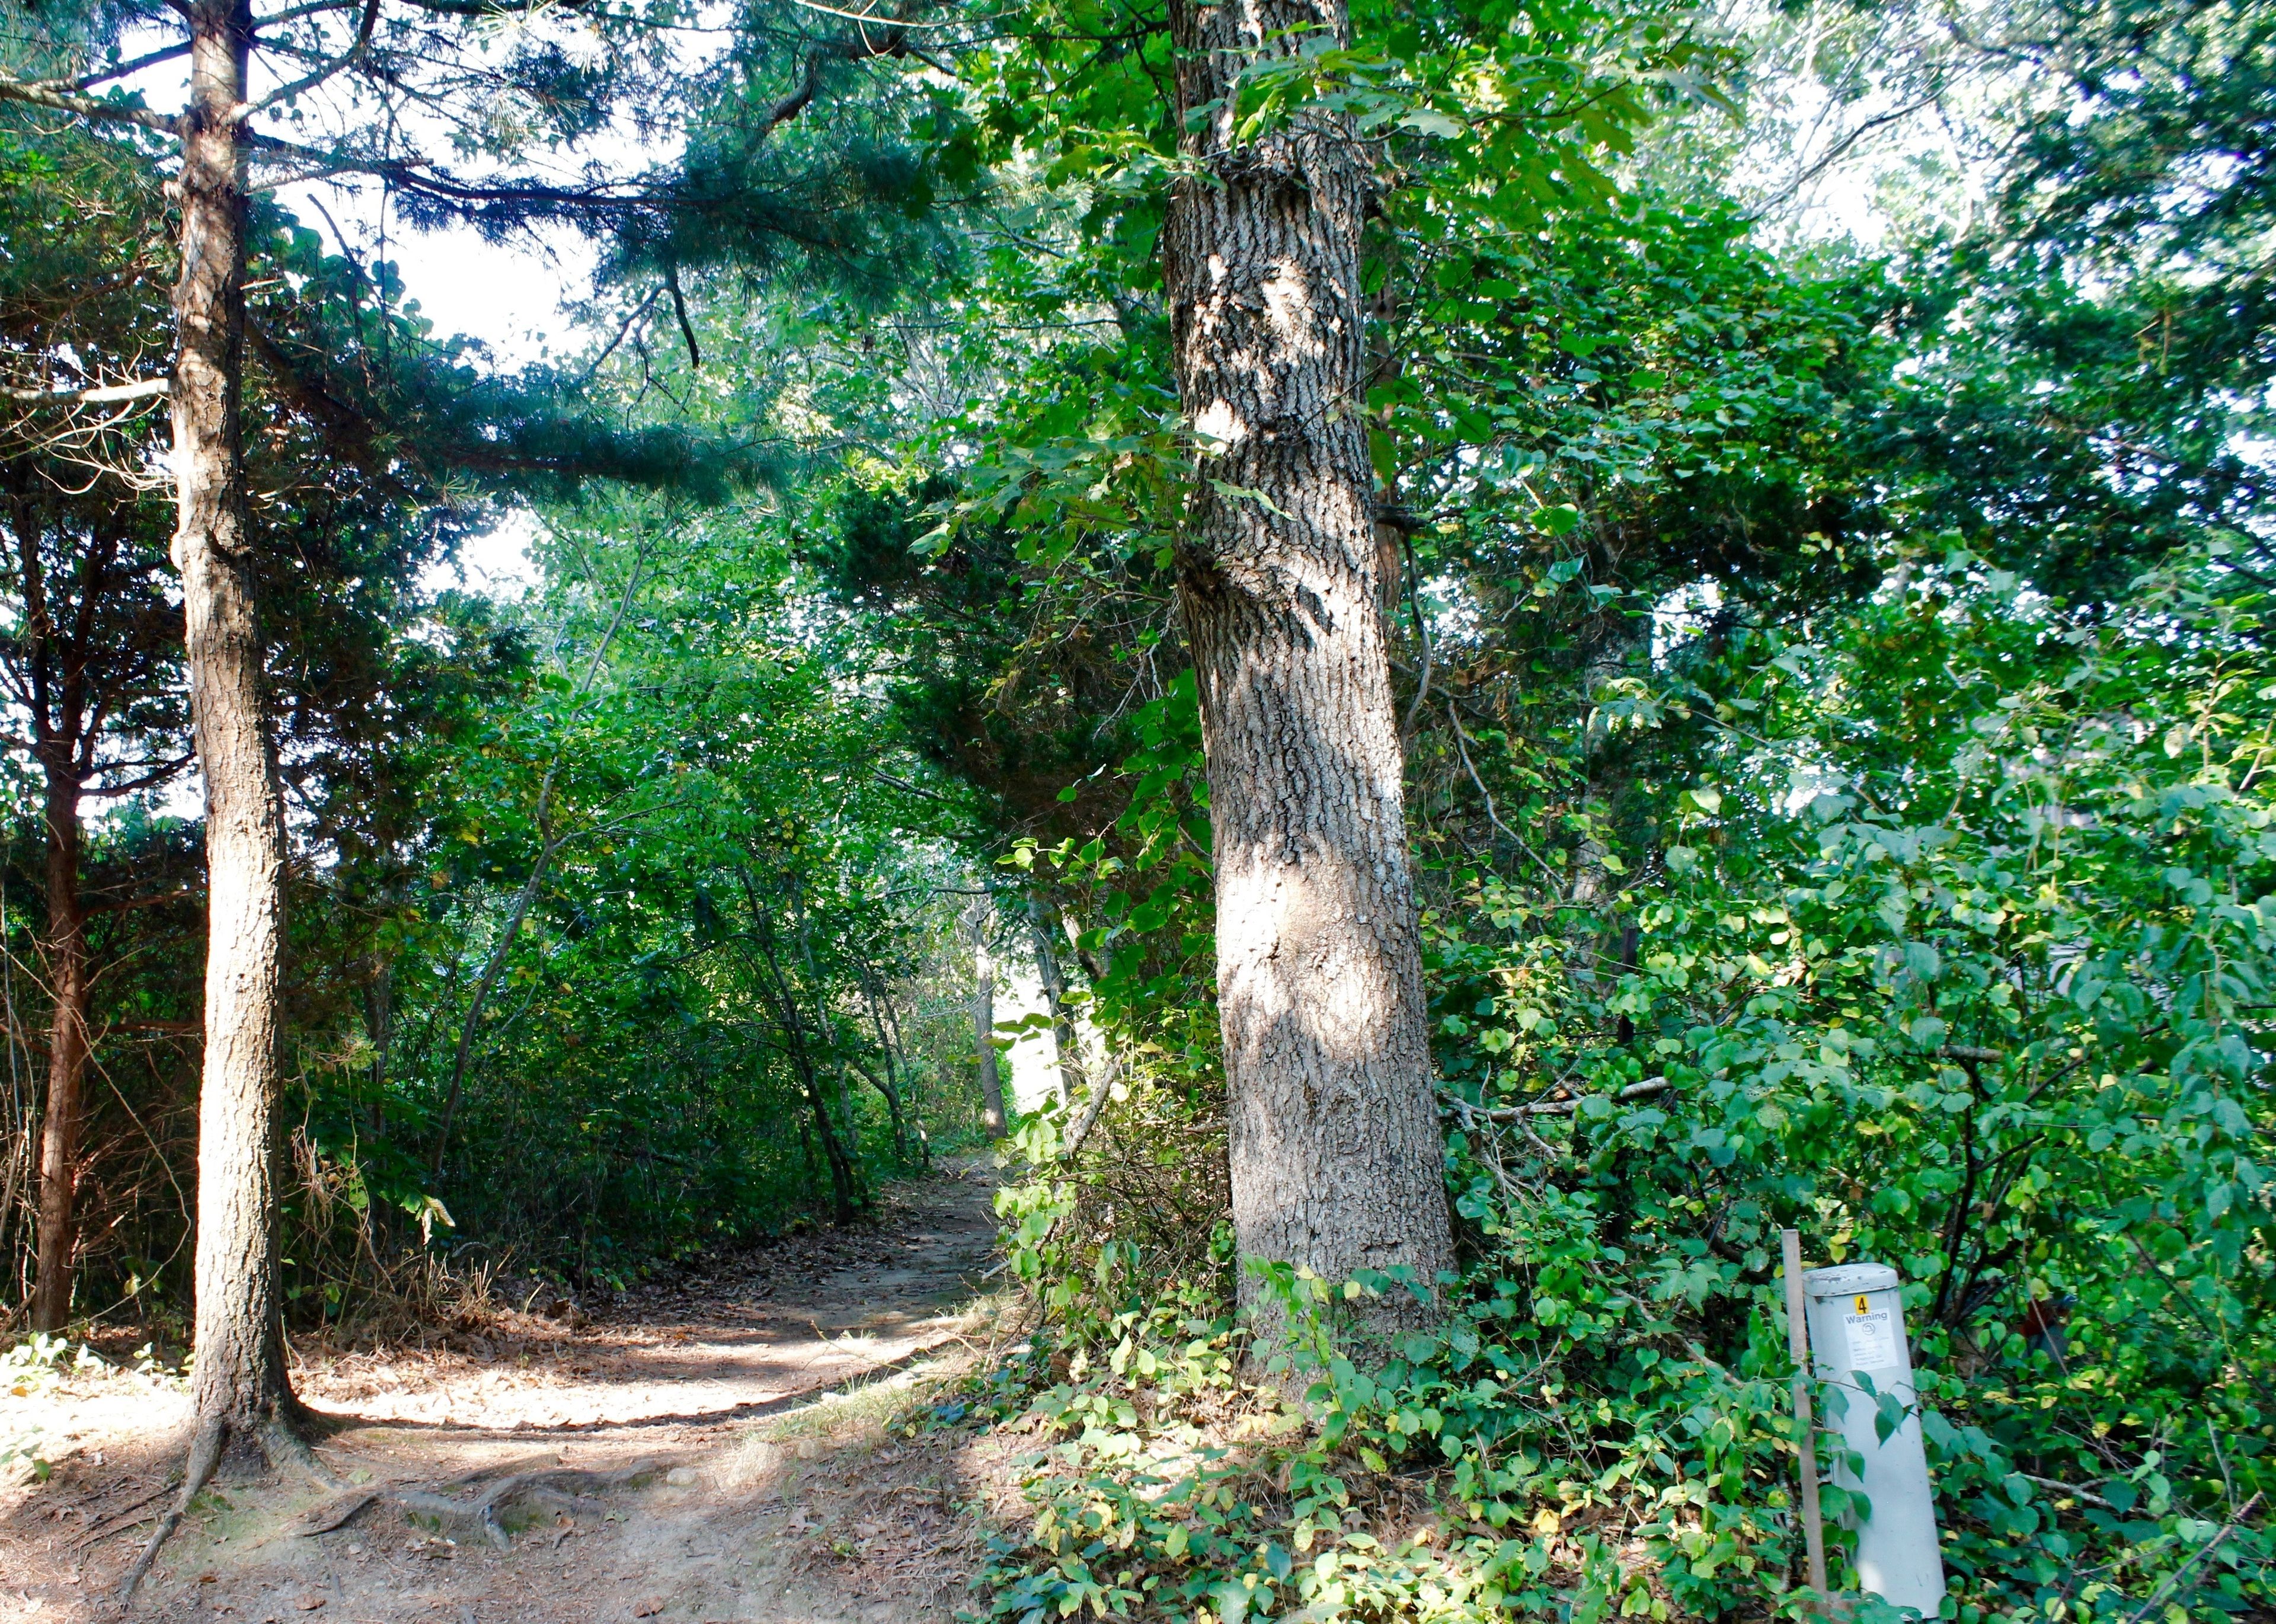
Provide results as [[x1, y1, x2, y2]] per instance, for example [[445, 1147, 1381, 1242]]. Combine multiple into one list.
[[0, 1163, 1011, 1624]]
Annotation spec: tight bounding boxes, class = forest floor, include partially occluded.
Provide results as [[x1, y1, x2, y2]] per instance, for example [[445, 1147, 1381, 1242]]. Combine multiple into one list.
[[0, 1160, 1028, 1624]]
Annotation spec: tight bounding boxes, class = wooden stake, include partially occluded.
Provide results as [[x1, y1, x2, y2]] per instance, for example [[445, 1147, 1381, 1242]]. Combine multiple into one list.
[[1784, 1228, 1829, 1603]]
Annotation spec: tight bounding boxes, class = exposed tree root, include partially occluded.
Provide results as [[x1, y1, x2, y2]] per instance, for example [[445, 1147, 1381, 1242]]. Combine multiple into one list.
[[116, 1414, 222, 1607], [72, 1482, 177, 1550], [295, 1458, 672, 1551], [116, 1405, 341, 1609], [257, 1409, 341, 1487]]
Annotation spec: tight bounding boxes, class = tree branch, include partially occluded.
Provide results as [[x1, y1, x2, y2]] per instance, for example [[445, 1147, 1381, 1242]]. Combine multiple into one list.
[[4, 378, 171, 407], [247, 0, 383, 116], [84, 890, 200, 917], [84, 755, 195, 798], [664, 265, 701, 370], [1442, 1078, 1670, 1123], [0, 72, 178, 133], [58, 41, 195, 93]]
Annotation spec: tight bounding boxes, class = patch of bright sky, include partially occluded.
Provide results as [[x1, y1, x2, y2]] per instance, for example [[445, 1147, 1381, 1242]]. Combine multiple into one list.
[[999, 962, 1078, 1113], [1652, 577, 1724, 664], [103, 7, 723, 602], [1706, 0, 2022, 252], [272, 173, 652, 606], [295, 200, 603, 375], [424, 505, 544, 599]]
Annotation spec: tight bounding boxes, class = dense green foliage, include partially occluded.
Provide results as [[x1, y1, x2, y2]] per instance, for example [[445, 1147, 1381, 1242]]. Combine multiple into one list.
[[914, 1, 2276, 1620], [3, 0, 2274, 1616]]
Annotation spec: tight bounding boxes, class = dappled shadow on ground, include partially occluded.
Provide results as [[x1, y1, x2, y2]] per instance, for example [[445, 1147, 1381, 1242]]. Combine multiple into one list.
[[0, 1161, 1009, 1624]]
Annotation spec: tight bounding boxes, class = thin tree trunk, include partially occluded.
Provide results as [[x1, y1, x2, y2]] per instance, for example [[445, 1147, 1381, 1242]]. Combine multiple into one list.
[[738, 869, 857, 1223], [1568, 609, 1650, 919], [431, 830, 555, 1175], [430, 543, 647, 1174], [970, 904, 1005, 1138], [851, 962, 910, 1162], [846, 1053, 907, 1162], [17, 505, 112, 1335], [790, 1034, 856, 1223], [791, 887, 865, 1167], [365, 945, 391, 1135], [796, 1107, 816, 1189], [1027, 896, 1082, 1105], [864, 971, 926, 1166], [1162, 0, 1454, 1337], [30, 761, 87, 1332]]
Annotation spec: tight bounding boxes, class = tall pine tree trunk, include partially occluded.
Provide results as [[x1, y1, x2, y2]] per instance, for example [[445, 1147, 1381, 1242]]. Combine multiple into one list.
[[1162, 0, 1453, 1336], [175, 0, 294, 1444], [30, 760, 88, 1332], [124, 8, 304, 1594]]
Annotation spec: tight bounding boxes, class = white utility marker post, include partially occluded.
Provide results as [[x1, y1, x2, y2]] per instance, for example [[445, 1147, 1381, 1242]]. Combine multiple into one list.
[[1803, 1262, 1948, 1616]]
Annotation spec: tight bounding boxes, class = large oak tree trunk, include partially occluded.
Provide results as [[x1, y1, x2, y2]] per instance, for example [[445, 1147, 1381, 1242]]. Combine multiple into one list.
[[175, 0, 295, 1443], [30, 762, 88, 1332], [1162, 0, 1454, 1337]]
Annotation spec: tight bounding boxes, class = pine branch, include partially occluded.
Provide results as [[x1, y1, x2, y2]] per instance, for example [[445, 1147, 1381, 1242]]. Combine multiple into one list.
[[0, 72, 178, 133], [58, 41, 195, 93]]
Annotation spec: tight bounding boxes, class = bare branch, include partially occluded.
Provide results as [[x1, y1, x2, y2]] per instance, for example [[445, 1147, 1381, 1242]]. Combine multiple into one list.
[[84, 755, 196, 798], [1444, 698, 1562, 887], [792, 0, 945, 24], [664, 265, 701, 370], [0, 72, 179, 133], [3, 378, 171, 407], [246, 0, 383, 116], [57, 41, 194, 93]]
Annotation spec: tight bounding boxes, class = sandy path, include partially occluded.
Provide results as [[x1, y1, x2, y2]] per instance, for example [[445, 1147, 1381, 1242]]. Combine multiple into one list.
[[0, 1163, 1008, 1624]]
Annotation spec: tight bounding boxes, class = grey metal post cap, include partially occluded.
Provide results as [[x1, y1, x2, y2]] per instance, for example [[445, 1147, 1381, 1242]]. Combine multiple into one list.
[[1803, 1262, 1901, 1299]]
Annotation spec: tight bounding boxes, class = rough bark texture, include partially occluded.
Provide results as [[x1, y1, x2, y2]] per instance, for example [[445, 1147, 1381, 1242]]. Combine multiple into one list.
[[30, 759, 88, 1332], [1163, 0, 1454, 1332], [176, 0, 295, 1437], [19, 496, 109, 1335]]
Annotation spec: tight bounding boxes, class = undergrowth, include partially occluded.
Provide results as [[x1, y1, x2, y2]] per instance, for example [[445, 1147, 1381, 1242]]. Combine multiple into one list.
[[970, 551, 2276, 1624]]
